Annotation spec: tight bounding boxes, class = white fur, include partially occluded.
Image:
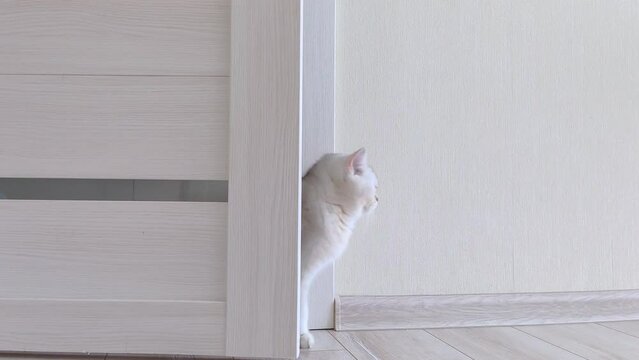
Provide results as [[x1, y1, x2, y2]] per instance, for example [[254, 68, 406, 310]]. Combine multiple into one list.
[[300, 148, 378, 348]]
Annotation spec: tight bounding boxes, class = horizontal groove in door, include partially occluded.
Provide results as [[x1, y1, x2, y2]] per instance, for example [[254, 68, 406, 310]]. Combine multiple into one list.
[[0, 179, 228, 202], [0, 200, 227, 301], [0, 299, 225, 356], [0, 0, 230, 76], [0, 75, 229, 180]]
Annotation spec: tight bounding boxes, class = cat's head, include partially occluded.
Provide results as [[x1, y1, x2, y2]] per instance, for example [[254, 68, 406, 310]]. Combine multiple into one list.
[[318, 148, 378, 215]]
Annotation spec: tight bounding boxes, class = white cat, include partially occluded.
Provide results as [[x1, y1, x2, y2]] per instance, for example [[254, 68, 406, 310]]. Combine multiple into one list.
[[300, 148, 378, 349]]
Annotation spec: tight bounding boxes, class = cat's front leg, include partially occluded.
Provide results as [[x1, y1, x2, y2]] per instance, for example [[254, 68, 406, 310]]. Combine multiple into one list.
[[299, 275, 315, 348], [300, 332, 315, 349]]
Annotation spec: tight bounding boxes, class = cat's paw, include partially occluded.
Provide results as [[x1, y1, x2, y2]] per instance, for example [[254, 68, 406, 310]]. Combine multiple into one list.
[[300, 332, 315, 349]]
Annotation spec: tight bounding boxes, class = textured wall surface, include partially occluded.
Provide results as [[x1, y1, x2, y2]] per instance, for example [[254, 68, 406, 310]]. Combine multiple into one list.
[[336, 0, 639, 295]]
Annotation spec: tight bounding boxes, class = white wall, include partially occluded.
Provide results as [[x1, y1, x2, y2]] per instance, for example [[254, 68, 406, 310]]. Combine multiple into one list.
[[336, 0, 639, 296]]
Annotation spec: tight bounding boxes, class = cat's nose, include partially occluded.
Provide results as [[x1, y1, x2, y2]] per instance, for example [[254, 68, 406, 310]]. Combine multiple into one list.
[[375, 195, 379, 202]]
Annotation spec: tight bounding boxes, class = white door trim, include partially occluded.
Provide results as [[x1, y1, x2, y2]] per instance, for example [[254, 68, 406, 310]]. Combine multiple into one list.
[[302, 0, 337, 331]]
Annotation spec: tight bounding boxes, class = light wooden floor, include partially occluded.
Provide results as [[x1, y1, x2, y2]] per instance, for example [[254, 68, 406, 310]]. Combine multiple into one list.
[[3, 321, 639, 360], [299, 321, 639, 360]]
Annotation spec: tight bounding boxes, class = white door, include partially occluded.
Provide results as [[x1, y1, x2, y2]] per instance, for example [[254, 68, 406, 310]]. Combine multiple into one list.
[[0, 1, 301, 358]]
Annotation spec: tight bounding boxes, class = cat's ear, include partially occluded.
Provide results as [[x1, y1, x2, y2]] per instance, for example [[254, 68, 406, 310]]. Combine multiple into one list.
[[347, 148, 367, 174]]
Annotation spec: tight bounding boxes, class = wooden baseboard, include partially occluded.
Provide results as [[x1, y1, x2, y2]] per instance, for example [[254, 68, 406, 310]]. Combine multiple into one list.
[[335, 290, 639, 331]]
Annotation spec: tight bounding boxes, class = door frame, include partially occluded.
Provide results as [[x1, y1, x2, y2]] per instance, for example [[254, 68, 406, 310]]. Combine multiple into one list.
[[302, 0, 337, 331], [227, 1, 335, 358]]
